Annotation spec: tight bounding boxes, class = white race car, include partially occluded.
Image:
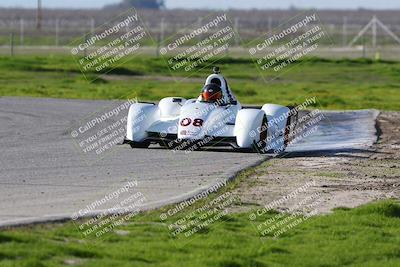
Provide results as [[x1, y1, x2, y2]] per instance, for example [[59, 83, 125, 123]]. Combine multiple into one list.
[[123, 67, 297, 153]]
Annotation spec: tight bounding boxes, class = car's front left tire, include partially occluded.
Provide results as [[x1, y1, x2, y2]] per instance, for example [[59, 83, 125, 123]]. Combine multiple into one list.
[[129, 141, 150, 148]]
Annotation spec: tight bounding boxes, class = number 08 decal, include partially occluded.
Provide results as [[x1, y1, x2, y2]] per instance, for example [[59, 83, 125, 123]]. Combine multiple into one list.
[[180, 118, 203, 127]]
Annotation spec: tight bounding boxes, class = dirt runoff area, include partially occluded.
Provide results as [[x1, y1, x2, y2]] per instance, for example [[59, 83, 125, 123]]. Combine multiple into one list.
[[232, 111, 400, 214]]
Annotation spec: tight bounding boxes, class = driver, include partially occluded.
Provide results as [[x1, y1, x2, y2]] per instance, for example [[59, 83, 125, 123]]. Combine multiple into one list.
[[200, 83, 223, 104]]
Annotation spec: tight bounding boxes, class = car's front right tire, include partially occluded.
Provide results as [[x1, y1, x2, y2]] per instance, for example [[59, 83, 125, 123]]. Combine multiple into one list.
[[252, 114, 268, 153]]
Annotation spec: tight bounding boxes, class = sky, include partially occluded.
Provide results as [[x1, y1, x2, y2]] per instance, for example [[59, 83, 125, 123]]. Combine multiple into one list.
[[1, 0, 400, 10]]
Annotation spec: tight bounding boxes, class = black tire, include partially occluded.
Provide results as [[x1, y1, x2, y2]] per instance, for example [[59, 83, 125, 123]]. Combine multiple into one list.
[[253, 115, 268, 153], [283, 117, 290, 149], [129, 141, 150, 148], [284, 106, 299, 150]]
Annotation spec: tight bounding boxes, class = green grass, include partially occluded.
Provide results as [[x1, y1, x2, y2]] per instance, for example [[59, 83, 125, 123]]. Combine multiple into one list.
[[0, 55, 400, 110], [0, 199, 399, 266], [1, 55, 399, 266], [0, 165, 398, 266]]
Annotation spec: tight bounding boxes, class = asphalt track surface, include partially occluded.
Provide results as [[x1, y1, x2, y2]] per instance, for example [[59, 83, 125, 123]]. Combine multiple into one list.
[[0, 97, 378, 227]]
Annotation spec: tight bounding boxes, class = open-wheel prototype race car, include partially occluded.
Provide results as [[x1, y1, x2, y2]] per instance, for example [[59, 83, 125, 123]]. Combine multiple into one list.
[[123, 67, 298, 153]]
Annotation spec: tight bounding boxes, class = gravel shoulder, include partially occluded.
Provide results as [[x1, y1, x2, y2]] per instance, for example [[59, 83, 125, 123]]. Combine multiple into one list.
[[231, 111, 400, 214]]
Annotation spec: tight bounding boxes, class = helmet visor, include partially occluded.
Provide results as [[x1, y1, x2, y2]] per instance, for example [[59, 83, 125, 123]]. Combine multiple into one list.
[[200, 84, 222, 103]]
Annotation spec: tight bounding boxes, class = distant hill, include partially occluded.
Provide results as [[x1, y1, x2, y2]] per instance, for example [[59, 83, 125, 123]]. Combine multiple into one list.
[[104, 0, 165, 10]]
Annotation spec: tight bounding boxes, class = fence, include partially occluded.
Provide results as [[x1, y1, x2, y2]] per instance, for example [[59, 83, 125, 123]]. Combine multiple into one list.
[[1, 8, 400, 58]]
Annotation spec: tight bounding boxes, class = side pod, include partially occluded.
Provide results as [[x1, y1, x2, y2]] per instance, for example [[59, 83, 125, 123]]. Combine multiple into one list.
[[234, 109, 265, 148], [126, 103, 160, 142]]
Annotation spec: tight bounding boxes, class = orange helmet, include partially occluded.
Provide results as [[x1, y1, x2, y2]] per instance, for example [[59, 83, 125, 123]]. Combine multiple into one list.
[[200, 84, 222, 103]]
